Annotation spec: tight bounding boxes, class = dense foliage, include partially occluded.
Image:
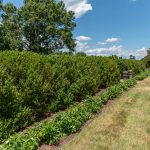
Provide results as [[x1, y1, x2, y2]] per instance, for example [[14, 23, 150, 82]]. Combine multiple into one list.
[[0, 51, 145, 141], [110, 56, 145, 76], [134, 70, 150, 80], [0, 71, 149, 150], [144, 48, 150, 68], [0, 51, 119, 140], [76, 51, 87, 56], [0, 0, 76, 53]]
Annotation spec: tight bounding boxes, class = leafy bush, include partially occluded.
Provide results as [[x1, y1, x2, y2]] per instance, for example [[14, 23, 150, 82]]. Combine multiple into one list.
[[0, 51, 121, 140], [111, 57, 145, 77], [144, 51, 150, 68], [133, 70, 150, 80], [0, 51, 145, 140], [1, 71, 148, 150]]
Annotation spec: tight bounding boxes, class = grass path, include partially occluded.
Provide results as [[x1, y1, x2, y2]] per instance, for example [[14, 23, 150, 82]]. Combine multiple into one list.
[[61, 78, 150, 150]]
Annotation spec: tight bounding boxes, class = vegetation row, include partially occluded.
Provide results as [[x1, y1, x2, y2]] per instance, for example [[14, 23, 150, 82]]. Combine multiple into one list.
[[0, 51, 145, 141], [0, 71, 149, 150]]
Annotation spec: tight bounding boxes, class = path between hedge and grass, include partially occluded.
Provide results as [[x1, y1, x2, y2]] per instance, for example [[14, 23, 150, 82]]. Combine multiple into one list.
[[56, 77, 150, 150]]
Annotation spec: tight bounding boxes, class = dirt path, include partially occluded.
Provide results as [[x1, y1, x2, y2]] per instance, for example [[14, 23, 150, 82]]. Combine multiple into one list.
[[60, 78, 150, 150]]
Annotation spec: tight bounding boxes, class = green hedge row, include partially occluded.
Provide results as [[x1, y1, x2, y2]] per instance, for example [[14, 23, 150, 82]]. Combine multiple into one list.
[[134, 70, 150, 80], [144, 53, 150, 68], [110, 57, 145, 76], [0, 71, 149, 150], [0, 51, 120, 140], [0, 51, 144, 140]]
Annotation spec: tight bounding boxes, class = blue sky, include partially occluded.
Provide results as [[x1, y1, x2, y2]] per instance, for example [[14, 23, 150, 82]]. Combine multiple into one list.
[[3, 0, 150, 59]]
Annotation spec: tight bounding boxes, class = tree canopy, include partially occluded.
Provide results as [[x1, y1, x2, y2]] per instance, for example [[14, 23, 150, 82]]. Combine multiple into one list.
[[0, 0, 76, 54]]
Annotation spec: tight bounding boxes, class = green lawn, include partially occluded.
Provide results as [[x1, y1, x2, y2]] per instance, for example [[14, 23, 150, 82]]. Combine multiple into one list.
[[61, 78, 150, 150]]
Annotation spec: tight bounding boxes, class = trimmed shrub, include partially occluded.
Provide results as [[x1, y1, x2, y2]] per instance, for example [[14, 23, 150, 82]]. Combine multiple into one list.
[[0, 51, 120, 140], [0, 71, 148, 150], [144, 54, 150, 68], [111, 57, 145, 77], [0, 51, 145, 140], [133, 70, 150, 80]]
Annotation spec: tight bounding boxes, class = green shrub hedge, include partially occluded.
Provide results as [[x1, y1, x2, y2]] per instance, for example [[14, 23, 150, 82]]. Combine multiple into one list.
[[144, 51, 150, 68], [0, 51, 144, 140], [111, 57, 145, 76], [0, 71, 149, 150], [0, 51, 120, 140], [134, 70, 150, 80]]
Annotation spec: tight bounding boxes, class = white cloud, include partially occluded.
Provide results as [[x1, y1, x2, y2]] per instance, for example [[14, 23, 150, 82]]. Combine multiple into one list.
[[106, 38, 121, 43], [75, 35, 91, 52], [97, 37, 121, 45], [76, 41, 89, 51], [80, 45, 147, 59], [131, 47, 147, 59], [85, 45, 124, 56], [97, 42, 107, 45], [62, 0, 92, 18], [75, 36, 146, 59], [76, 36, 92, 41]]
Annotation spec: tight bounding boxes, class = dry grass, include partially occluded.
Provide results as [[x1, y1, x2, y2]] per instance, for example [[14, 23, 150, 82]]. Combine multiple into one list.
[[61, 78, 150, 150]]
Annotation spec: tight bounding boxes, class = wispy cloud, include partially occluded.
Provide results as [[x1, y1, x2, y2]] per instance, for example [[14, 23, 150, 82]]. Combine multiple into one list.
[[97, 42, 107, 45], [85, 45, 124, 56], [106, 38, 121, 43], [75, 35, 92, 51], [76, 36, 92, 41], [97, 37, 121, 45], [61, 0, 92, 18], [77, 45, 147, 59], [76, 41, 89, 51]]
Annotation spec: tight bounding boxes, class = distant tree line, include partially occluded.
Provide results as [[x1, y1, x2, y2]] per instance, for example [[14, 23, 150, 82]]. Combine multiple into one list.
[[129, 55, 136, 60], [0, 0, 76, 54]]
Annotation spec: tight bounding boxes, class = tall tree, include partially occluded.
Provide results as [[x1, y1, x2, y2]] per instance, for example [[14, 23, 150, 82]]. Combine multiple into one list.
[[0, 0, 2, 12], [0, 0, 76, 54], [19, 0, 76, 54], [0, 0, 3, 49], [0, 2, 22, 50], [129, 55, 135, 60], [0, 0, 2, 9]]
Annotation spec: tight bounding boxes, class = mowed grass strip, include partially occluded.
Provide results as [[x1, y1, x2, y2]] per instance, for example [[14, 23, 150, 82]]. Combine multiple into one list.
[[61, 78, 150, 150]]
